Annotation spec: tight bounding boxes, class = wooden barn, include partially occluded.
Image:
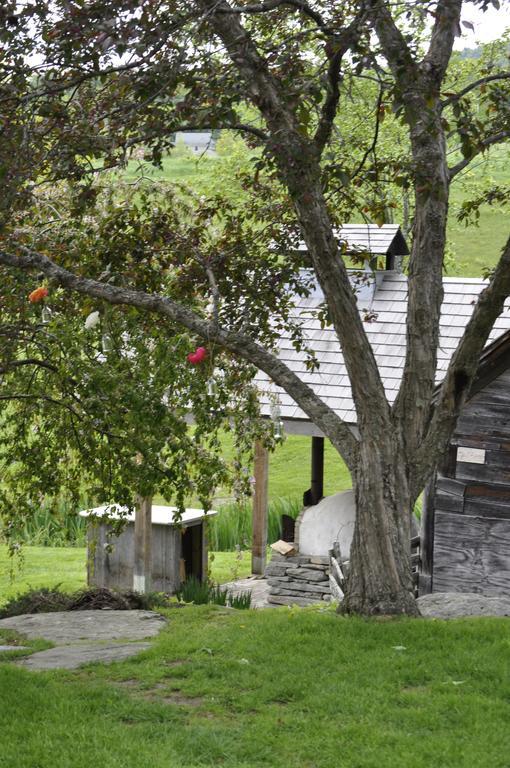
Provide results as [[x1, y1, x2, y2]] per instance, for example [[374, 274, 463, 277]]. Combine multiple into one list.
[[421, 331, 510, 597], [254, 224, 510, 599]]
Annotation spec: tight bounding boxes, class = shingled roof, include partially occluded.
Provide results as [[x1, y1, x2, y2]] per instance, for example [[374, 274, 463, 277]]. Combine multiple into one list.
[[256, 271, 510, 434], [295, 223, 410, 265]]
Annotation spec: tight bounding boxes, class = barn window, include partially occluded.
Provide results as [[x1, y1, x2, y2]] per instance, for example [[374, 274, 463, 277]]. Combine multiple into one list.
[[457, 446, 486, 464]]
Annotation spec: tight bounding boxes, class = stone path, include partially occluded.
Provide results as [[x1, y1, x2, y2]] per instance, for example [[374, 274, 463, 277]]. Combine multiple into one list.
[[0, 644, 28, 652], [18, 642, 153, 670], [417, 592, 510, 619], [0, 610, 166, 670]]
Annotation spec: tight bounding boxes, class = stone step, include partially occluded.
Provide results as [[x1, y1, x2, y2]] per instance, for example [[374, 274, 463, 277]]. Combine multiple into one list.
[[286, 568, 329, 583], [268, 595, 319, 607], [270, 587, 326, 600]]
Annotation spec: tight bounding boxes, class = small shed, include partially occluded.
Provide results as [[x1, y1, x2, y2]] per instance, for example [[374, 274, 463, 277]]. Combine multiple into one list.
[[81, 505, 216, 594], [421, 331, 510, 597]]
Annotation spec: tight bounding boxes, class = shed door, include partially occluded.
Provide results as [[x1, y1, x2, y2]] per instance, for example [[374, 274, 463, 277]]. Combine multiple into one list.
[[181, 524, 203, 581]]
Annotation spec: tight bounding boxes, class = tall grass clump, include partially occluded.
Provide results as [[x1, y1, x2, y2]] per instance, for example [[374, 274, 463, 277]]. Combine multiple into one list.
[[1, 498, 89, 548], [207, 496, 301, 551]]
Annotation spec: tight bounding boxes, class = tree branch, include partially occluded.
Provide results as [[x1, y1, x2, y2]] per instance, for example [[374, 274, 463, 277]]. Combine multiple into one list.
[[199, 0, 393, 438], [0, 358, 58, 375], [367, 0, 418, 81], [449, 131, 510, 179], [164, 122, 268, 142], [313, 11, 368, 155], [0, 247, 359, 469], [0, 392, 82, 418], [349, 84, 384, 181], [442, 72, 510, 107], [422, 0, 462, 84], [217, 0, 331, 32]]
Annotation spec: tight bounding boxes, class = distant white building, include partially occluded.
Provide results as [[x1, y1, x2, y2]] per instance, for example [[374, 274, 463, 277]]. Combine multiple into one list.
[[175, 131, 217, 156]]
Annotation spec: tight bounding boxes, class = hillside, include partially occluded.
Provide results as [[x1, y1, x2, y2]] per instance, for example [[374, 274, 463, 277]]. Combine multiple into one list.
[[126, 143, 510, 279]]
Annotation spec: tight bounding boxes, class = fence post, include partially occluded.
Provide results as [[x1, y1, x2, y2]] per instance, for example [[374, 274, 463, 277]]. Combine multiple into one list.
[[252, 440, 269, 575], [134, 495, 152, 593]]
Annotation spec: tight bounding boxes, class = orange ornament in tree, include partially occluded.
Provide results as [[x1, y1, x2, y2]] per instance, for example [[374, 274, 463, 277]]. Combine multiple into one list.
[[28, 286, 49, 303]]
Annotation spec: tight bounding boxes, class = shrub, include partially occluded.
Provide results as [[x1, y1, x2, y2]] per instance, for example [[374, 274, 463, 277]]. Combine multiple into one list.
[[1, 498, 89, 548], [229, 591, 252, 610], [176, 577, 251, 609], [0, 586, 170, 618], [176, 576, 213, 605]]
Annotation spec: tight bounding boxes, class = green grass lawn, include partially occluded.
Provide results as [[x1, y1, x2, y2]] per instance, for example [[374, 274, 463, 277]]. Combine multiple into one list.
[[0, 546, 252, 606], [218, 432, 351, 501], [448, 145, 510, 277], [1, 604, 509, 767]]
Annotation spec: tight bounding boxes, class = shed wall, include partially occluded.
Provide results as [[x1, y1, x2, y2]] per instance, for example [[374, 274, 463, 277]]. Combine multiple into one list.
[[87, 521, 202, 593], [429, 368, 510, 596]]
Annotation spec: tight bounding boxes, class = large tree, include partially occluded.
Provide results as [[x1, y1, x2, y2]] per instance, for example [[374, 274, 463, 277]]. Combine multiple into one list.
[[1, 0, 510, 615]]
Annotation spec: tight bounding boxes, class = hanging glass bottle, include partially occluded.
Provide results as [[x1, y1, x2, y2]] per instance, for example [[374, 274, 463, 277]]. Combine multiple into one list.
[[101, 332, 113, 353], [41, 306, 52, 324], [207, 376, 217, 397], [270, 397, 284, 440]]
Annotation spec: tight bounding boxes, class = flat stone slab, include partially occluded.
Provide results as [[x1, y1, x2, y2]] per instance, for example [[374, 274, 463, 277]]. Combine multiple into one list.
[[222, 577, 272, 609], [0, 645, 29, 653], [0, 610, 166, 644], [418, 592, 510, 619], [17, 642, 152, 670]]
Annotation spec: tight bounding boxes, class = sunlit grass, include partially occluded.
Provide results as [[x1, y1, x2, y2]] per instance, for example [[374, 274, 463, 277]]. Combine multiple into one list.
[[1, 605, 509, 767]]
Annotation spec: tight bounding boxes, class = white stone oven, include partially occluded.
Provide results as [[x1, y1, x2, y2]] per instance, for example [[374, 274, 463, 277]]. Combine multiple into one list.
[[265, 491, 355, 606]]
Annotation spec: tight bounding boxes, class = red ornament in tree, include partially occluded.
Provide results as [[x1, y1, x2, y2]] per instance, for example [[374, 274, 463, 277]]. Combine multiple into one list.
[[186, 346, 207, 365]]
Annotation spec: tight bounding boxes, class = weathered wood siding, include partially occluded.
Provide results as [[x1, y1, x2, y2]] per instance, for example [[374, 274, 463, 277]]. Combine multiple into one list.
[[430, 369, 510, 596], [87, 521, 203, 593]]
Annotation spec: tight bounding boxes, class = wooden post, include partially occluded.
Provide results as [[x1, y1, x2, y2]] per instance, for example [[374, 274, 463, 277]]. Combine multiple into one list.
[[419, 478, 435, 595], [252, 440, 269, 575], [134, 495, 152, 593], [311, 436, 324, 505]]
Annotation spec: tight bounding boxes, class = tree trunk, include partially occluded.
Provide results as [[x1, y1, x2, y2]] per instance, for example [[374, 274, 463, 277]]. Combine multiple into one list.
[[341, 437, 419, 616]]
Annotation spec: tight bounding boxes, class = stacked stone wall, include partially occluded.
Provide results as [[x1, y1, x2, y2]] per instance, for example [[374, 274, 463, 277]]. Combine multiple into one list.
[[265, 553, 331, 607]]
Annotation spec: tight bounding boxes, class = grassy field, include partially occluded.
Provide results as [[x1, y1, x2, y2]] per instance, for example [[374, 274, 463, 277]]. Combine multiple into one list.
[[447, 146, 510, 277], [0, 546, 252, 606], [1, 604, 509, 767], [219, 432, 351, 502], [127, 143, 510, 278]]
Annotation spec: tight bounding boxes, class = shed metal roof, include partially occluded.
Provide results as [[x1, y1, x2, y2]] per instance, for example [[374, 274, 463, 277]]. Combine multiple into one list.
[[256, 271, 510, 431], [80, 506, 217, 525]]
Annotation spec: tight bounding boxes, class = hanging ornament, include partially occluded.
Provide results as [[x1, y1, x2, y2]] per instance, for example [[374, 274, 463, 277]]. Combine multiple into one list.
[[270, 396, 284, 440], [207, 376, 217, 397], [187, 346, 207, 365], [101, 332, 113, 353], [85, 310, 100, 330], [270, 400, 282, 422], [28, 286, 49, 303], [41, 306, 52, 324]]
